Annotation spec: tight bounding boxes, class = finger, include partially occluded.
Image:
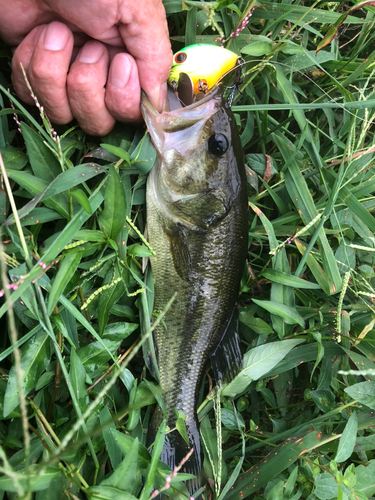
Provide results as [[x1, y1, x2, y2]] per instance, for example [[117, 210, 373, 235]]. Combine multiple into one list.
[[105, 53, 142, 122], [119, 0, 172, 111], [11, 25, 46, 105], [27, 21, 74, 124], [67, 41, 116, 135]]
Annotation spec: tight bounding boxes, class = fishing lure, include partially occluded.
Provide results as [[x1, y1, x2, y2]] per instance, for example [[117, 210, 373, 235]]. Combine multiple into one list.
[[168, 43, 244, 106]]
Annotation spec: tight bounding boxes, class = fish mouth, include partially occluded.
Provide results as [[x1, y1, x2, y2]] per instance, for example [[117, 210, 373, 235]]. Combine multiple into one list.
[[141, 86, 222, 153]]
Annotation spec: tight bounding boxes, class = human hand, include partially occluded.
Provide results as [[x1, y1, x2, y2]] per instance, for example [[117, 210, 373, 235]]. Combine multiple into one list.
[[0, 0, 172, 135]]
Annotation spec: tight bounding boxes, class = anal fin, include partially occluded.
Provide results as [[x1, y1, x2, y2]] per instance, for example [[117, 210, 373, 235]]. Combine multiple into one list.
[[210, 307, 242, 385]]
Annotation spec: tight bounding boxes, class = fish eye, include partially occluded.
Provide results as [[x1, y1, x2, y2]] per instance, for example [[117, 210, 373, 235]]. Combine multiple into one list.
[[208, 133, 229, 156], [175, 52, 187, 64]]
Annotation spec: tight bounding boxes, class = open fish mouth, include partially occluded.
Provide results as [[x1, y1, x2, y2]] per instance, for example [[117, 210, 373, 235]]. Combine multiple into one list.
[[141, 85, 222, 131], [140, 86, 224, 160]]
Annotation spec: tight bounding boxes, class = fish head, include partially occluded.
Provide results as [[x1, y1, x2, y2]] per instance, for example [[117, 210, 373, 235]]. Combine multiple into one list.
[[141, 86, 245, 228]]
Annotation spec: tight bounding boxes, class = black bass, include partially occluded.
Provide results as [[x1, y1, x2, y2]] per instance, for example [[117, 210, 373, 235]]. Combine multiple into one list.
[[141, 86, 248, 493]]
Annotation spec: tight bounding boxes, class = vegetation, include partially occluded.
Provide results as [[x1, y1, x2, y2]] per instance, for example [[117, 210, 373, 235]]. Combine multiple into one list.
[[1, 0, 375, 499]]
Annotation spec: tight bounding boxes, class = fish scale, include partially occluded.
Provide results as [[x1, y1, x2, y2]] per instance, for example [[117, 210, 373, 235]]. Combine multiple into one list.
[[142, 86, 248, 495]]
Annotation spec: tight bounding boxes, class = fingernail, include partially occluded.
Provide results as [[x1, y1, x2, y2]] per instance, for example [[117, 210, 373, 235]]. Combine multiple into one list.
[[43, 22, 69, 51], [109, 54, 131, 89], [147, 82, 168, 112], [32, 25, 44, 45], [78, 42, 103, 63]]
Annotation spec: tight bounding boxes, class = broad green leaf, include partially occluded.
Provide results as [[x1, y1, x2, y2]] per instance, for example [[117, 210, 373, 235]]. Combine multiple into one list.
[[98, 165, 127, 239], [5, 164, 106, 225], [355, 460, 375, 498], [347, 351, 375, 382], [309, 389, 335, 413], [101, 143, 131, 165], [252, 299, 305, 327], [185, 6, 197, 46], [272, 131, 342, 295], [103, 322, 138, 341], [0, 145, 27, 170], [0, 466, 60, 492], [225, 430, 322, 500], [73, 229, 107, 243], [21, 122, 61, 180], [245, 153, 278, 177], [51, 313, 76, 348], [4, 330, 51, 417], [270, 250, 295, 339], [335, 412, 358, 463], [58, 295, 118, 367], [35, 371, 55, 391], [345, 381, 375, 409], [241, 41, 273, 56], [110, 430, 151, 469], [250, 3, 364, 26], [19, 207, 64, 226], [221, 408, 245, 431], [100, 407, 122, 470], [129, 132, 157, 174], [323, 167, 375, 233], [314, 473, 338, 500], [85, 485, 138, 500], [69, 348, 89, 412], [163, 0, 185, 14], [39, 190, 103, 265], [98, 267, 125, 336], [77, 338, 123, 371], [355, 434, 375, 452], [283, 50, 335, 71], [295, 238, 332, 294], [222, 339, 304, 397], [249, 202, 278, 258], [262, 269, 321, 289], [134, 382, 156, 408], [70, 188, 92, 214], [126, 380, 140, 431], [127, 243, 153, 257], [239, 308, 273, 335], [35, 473, 80, 500], [174, 409, 189, 446], [101, 438, 139, 493], [265, 342, 343, 378], [6, 170, 69, 219], [140, 421, 166, 500], [47, 251, 82, 315], [20, 122, 69, 216]]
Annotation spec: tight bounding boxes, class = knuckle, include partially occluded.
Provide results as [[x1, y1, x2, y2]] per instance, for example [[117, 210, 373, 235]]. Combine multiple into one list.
[[29, 59, 65, 88], [67, 66, 98, 92]]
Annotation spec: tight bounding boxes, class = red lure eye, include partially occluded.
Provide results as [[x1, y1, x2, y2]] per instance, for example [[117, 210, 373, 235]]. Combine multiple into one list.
[[174, 52, 187, 64]]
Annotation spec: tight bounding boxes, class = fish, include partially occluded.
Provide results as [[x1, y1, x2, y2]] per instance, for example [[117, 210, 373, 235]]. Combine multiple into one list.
[[141, 85, 248, 495], [168, 44, 243, 106]]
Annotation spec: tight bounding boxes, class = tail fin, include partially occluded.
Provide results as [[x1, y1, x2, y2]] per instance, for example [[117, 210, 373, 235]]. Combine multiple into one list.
[[147, 408, 203, 498]]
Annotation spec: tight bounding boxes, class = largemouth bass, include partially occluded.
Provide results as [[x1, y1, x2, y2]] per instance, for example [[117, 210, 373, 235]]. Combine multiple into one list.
[[141, 86, 248, 494]]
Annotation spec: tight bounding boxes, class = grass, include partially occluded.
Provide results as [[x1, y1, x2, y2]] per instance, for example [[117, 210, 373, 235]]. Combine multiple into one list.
[[1, 0, 375, 499]]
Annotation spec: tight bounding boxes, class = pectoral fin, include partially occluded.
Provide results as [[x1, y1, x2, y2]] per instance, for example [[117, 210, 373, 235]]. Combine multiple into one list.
[[165, 222, 193, 281]]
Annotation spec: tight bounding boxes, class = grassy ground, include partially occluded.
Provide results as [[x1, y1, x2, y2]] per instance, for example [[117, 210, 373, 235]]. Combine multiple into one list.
[[1, 0, 375, 499]]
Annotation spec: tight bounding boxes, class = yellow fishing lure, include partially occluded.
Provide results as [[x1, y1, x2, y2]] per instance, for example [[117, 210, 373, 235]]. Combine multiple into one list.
[[168, 44, 241, 101]]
